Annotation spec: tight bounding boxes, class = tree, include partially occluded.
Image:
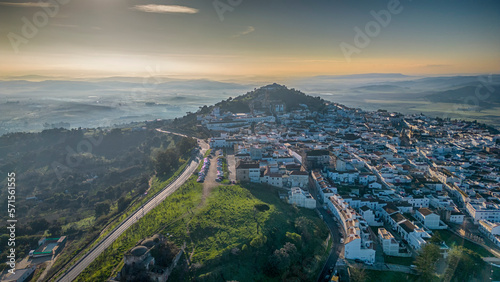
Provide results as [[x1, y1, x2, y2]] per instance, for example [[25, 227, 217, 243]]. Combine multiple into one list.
[[266, 242, 298, 276], [118, 196, 131, 212], [294, 217, 314, 241], [177, 137, 196, 154], [285, 232, 302, 245], [150, 241, 180, 267], [95, 201, 110, 217], [30, 218, 50, 233], [350, 266, 367, 282], [430, 231, 443, 244], [48, 222, 62, 236], [415, 243, 440, 279], [250, 234, 267, 248], [443, 246, 485, 281], [154, 148, 179, 175]]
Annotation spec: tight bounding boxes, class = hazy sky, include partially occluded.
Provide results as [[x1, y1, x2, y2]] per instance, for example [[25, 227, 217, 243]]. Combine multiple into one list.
[[1, 0, 499, 80]]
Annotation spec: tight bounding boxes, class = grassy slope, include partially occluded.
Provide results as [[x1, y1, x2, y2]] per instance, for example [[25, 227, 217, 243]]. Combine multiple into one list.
[[364, 269, 420, 282], [49, 153, 192, 280], [76, 176, 203, 281], [434, 230, 492, 257], [76, 181, 329, 281], [168, 183, 329, 281]]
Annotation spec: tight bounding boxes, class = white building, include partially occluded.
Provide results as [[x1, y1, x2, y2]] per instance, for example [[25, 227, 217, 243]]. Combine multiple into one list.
[[406, 196, 430, 208], [479, 220, 500, 248], [359, 206, 382, 226], [428, 195, 456, 209], [210, 136, 243, 148], [368, 182, 383, 189], [399, 220, 431, 250], [3, 265, 36, 282], [378, 228, 400, 256], [416, 208, 441, 229], [344, 235, 376, 264], [288, 170, 309, 188], [261, 173, 283, 188], [288, 187, 316, 209], [327, 195, 376, 263], [449, 209, 465, 224], [236, 162, 261, 183], [359, 173, 377, 186], [466, 200, 500, 223], [311, 170, 337, 202]]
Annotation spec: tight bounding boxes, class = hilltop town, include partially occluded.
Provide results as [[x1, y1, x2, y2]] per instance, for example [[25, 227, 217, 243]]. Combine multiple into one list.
[[191, 83, 500, 279]]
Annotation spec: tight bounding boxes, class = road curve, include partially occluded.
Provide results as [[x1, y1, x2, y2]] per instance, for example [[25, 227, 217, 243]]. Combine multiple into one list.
[[57, 136, 208, 282]]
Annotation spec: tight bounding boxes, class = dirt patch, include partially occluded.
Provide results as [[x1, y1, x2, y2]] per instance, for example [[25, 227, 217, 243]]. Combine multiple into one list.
[[201, 156, 219, 204]]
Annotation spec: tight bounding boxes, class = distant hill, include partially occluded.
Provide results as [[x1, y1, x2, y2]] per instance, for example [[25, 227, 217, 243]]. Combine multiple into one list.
[[394, 75, 500, 91], [425, 85, 500, 108], [311, 73, 410, 80], [352, 84, 408, 92]]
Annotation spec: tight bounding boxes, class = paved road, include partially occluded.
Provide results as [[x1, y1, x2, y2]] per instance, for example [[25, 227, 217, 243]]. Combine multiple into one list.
[[316, 206, 343, 282], [57, 133, 208, 282]]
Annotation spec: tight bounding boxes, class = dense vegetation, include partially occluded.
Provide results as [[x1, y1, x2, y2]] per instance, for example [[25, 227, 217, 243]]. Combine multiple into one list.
[[0, 127, 196, 274]]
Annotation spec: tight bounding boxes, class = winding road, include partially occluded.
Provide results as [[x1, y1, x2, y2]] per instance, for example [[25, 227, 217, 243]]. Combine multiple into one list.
[[56, 131, 208, 282]]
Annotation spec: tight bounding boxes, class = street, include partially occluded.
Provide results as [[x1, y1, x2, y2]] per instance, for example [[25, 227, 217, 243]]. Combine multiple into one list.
[[316, 206, 344, 281]]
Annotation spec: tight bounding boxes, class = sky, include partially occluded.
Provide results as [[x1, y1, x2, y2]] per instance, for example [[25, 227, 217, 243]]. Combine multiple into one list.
[[0, 0, 499, 81]]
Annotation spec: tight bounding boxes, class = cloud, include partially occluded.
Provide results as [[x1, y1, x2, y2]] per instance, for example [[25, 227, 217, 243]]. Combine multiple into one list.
[[233, 26, 255, 38], [131, 4, 199, 14], [0, 1, 54, 7]]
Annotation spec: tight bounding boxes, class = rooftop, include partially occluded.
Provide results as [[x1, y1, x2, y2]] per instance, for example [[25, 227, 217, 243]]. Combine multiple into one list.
[[418, 207, 434, 216]]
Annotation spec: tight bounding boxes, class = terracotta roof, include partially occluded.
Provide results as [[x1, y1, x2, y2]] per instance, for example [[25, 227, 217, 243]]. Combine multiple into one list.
[[290, 170, 308, 175], [383, 203, 399, 215], [418, 208, 434, 216], [400, 220, 417, 234], [390, 213, 406, 223]]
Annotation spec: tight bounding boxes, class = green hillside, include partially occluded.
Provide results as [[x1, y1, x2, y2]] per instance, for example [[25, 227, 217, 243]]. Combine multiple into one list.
[[77, 180, 329, 281]]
